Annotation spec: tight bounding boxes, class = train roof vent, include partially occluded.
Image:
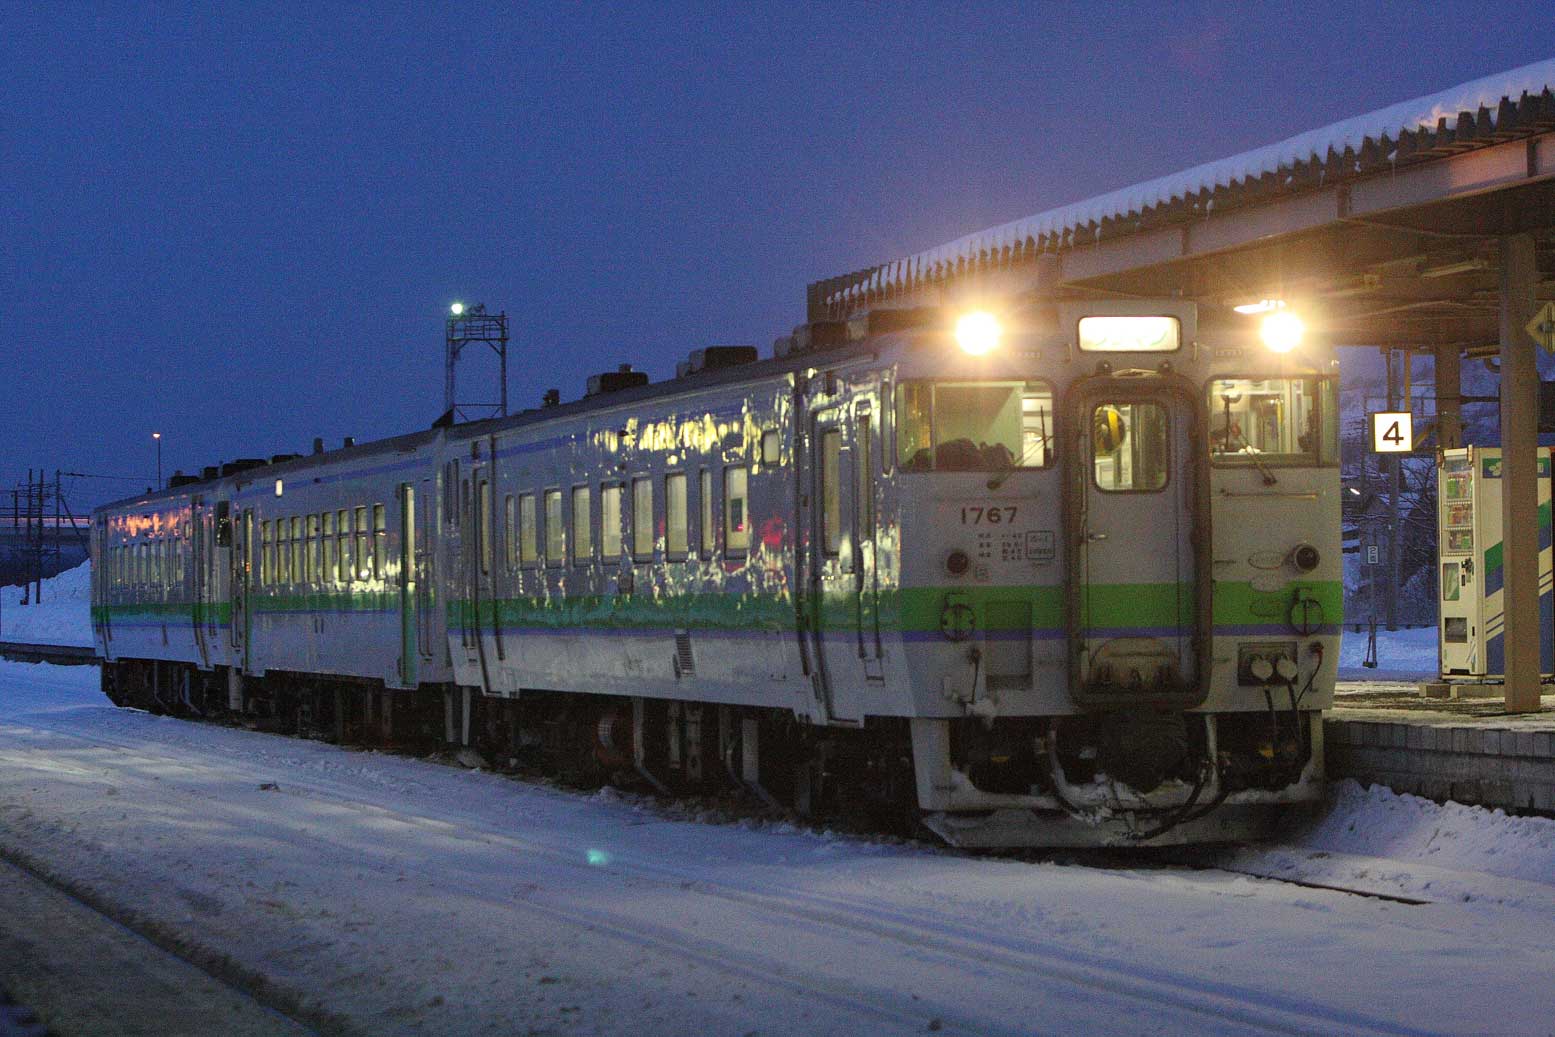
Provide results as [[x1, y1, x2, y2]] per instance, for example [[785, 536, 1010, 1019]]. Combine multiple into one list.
[[221, 458, 268, 477], [168, 471, 200, 488], [270, 453, 301, 465], [585, 364, 650, 397], [776, 320, 848, 357], [675, 345, 758, 378], [201, 465, 220, 480]]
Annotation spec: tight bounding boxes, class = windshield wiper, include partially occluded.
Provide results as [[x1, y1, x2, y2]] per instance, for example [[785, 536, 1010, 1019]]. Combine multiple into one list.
[[987, 405, 1050, 490]]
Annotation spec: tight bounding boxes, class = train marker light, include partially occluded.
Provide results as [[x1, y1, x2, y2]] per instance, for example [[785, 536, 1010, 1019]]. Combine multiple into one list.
[[954, 311, 1002, 356], [450, 302, 465, 316], [1259, 311, 1304, 352]]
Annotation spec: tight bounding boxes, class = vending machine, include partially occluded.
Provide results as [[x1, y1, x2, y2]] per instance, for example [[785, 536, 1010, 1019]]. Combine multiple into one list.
[[1436, 446, 1553, 678]]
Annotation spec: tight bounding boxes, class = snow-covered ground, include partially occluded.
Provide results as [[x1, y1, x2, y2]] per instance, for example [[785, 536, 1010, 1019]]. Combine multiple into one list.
[[1338, 624, 1438, 681], [0, 563, 91, 647], [3, 661, 1555, 1035]]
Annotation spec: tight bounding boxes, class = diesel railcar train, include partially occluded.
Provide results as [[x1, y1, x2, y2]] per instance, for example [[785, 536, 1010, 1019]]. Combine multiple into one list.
[[91, 299, 1341, 847]]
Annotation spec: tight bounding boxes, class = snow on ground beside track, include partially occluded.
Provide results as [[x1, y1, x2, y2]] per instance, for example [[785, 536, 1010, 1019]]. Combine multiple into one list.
[[1338, 624, 1438, 681], [3, 663, 1555, 1034], [0, 564, 91, 647]]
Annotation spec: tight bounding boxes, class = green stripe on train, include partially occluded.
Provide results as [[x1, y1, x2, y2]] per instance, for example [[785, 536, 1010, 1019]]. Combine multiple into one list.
[[446, 580, 1342, 634]]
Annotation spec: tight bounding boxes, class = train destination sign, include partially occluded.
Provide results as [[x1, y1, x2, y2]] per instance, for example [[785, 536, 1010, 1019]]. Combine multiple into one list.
[[1371, 411, 1412, 453]]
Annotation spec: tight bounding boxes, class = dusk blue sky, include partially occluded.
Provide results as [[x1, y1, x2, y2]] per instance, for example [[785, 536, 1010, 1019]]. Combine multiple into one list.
[[5, 4, 1552, 506]]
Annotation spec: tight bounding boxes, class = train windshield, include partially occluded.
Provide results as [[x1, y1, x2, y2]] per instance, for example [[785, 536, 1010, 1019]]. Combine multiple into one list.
[[896, 380, 1054, 472], [1207, 377, 1338, 465]]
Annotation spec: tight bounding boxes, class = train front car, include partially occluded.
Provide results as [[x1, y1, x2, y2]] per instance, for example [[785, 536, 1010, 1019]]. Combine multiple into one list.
[[886, 300, 1339, 847]]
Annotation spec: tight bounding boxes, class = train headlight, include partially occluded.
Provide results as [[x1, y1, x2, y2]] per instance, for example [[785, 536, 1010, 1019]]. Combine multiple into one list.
[[955, 311, 1002, 356], [1260, 311, 1304, 352], [450, 302, 465, 316]]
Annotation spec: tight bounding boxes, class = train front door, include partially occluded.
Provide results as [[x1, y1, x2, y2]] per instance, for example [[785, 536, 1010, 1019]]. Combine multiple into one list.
[[1070, 382, 1203, 709], [806, 409, 867, 723]]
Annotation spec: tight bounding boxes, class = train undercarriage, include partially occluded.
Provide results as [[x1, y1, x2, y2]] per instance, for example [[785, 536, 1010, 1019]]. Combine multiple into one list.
[[100, 658, 1322, 848]]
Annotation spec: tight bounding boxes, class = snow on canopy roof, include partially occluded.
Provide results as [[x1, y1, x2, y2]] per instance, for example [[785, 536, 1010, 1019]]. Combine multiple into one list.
[[820, 59, 1555, 308]]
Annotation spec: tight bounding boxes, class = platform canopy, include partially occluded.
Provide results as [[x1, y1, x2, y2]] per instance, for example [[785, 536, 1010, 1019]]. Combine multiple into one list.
[[809, 59, 1555, 351]]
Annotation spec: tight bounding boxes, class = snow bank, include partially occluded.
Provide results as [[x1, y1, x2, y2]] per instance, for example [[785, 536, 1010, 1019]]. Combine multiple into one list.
[[0, 563, 92, 647]]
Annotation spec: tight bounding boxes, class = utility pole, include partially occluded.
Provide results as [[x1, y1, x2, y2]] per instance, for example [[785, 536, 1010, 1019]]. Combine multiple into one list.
[[443, 303, 509, 424], [1393, 351, 1405, 634]]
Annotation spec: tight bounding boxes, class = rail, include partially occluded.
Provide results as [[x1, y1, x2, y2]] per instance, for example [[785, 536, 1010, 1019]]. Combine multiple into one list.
[[0, 641, 98, 666]]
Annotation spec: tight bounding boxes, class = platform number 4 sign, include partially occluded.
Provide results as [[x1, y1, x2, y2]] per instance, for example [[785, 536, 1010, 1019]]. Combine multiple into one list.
[[1371, 411, 1412, 453]]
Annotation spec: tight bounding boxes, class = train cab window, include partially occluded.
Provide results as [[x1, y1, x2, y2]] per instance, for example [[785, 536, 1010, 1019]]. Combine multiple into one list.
[[895, 380, 1054, 471], [519, 494, 538, 565], [544, 490, 564, 564], [372, 504, 386, 580], [600, 484, 623, 559], [1092, 402, 1168, 492], [632, 478, 654, 560], [725, 466, 750, 553], [665, 473, 688, 556], [572, 486, 592, 563], [354, 506, 369, 580], [337, 510, 351, 583], [699, 469, 715, 554], [1207, 377, 1335, 466]]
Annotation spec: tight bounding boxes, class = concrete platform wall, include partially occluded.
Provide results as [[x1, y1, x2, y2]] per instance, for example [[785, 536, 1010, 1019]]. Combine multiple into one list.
[[1326, 718, 1555, 813]]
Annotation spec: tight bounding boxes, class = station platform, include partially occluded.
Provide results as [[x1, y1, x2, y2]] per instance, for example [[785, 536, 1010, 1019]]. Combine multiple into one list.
[[1328, 679, 1555, 814], [0, 857, 309, 1037]]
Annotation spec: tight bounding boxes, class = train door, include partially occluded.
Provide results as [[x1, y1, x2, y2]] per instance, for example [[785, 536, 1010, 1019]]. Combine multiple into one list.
[[398, 483, 418, 687], [190, 499, 211, 666], [1070, 381, 1203, 709], [415, 477, 436, 662], [230, 506, 252, 672], [807, 409, 865, 722]]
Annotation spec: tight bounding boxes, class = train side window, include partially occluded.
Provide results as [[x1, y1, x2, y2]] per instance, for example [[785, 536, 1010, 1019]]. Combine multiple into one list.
[[519, 493, 538, 565], [337, 509, 350, 583], [504, 494, 516, 570], [354, 506, 369, 580], [600, 484, 622, 560], [572, 486, 592, 564], [291, 516, 305, 583], [821, 430, 844, 556], [665, 473, 688, 557], [761, 430, 780, 465], [699, 469, 715, 555], [544, 489, 564, 564], [307, 514, 321, 584], [725, 466, 749, 553], [260, 521, 272, 587], [215, 500, 232, 547], [857, 412, 874, 539], [323, 512, 336, 584], [277, 520, 291, 584], [632, 477, 654, 560], [478, 480, 492, 575], [372, 504, 385, 580]]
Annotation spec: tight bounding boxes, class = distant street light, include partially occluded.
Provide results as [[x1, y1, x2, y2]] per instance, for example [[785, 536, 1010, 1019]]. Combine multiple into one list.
[[450, 302, 465, 316], [152, 432, 162, 489]]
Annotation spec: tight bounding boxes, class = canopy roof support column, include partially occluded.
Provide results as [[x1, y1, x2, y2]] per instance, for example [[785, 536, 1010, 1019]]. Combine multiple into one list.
[[1498, 233, 1542, 714], [1435, 344, 1462, 450]]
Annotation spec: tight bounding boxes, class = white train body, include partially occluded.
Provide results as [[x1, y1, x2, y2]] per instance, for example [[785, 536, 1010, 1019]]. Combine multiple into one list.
[[93, 300, 1341, 847]]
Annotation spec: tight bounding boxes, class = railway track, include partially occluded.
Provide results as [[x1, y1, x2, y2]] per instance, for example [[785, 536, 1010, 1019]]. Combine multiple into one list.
[[5, 707, 1444, 1037]]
